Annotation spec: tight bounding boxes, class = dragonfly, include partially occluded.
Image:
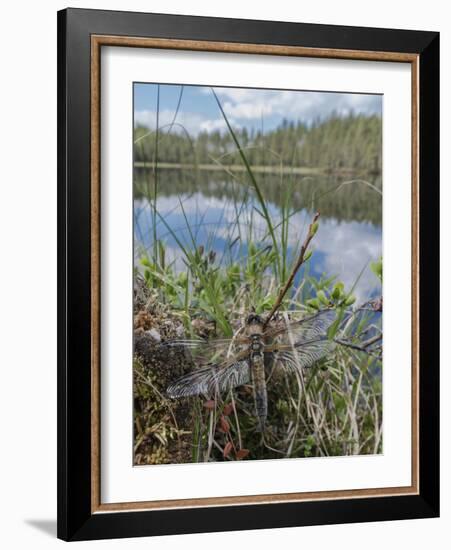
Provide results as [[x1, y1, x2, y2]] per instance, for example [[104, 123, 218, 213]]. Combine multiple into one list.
[[165, 308, 336, 431]]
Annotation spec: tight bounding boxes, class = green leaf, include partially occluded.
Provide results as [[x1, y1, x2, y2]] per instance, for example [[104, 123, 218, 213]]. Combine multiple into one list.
[[370, 258, 383, 281], [327, 308, 345, 339], [304, 250, 313, 262], [177, 272, 188, 286], [158, 240, 166, 270], [331, 282, 344, 300], [317, 290, 329, 306], [307, 298, 320, 309], [327, 319, 340, 339]]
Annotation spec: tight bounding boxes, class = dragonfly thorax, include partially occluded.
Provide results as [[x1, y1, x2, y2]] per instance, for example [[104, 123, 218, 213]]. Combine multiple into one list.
[[247, 315, 264, 359], [249, 334, 264, 358]]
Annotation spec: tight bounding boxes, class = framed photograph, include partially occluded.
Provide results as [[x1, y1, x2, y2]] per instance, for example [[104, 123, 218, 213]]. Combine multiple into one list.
[[57, 8, 439, 541]]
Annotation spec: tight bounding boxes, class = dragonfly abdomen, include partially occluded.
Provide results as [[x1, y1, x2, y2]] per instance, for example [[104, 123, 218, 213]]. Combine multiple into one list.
[[250, 337, 267, 431]]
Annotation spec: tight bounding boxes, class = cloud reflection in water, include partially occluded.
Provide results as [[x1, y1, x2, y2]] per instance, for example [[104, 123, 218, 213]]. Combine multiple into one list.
[[134, 193, 381, 303]]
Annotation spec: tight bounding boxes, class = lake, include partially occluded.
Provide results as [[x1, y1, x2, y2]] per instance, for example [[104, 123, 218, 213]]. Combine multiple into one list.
[[134, 170, 382, 303]]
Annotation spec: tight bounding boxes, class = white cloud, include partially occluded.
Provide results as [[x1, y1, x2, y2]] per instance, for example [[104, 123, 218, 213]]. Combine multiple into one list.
[[213, 87, 381, 123], [222, 100, 272, 120], [134, 109, 208, 136], [135, 109, 241, 136], [199, 118, 229, 133]]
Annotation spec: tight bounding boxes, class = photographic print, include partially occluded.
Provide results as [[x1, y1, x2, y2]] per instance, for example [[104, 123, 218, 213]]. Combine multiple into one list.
[[133, 83, 383, 466]]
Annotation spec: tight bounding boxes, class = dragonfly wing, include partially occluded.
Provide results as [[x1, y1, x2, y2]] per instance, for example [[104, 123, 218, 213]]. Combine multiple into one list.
[[167, 359, 250, 398], [162, 338, 234, 351], [276, 338, 335, 373], [161, 338, 237, 363], [268, 309, 336, 344]]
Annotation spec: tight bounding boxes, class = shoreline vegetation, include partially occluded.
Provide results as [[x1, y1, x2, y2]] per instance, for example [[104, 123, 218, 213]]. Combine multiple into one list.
[[133, 93, 383, 465], [134, 162, 372, 176]]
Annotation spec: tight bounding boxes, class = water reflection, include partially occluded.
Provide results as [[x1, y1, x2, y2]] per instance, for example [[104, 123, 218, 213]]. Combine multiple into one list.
[[134, 168, 382, 225], [134, 189, 382, 303]]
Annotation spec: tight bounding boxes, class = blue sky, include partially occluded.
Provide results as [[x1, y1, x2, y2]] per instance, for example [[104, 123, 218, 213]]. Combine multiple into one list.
[[134, 83, 382, 136]]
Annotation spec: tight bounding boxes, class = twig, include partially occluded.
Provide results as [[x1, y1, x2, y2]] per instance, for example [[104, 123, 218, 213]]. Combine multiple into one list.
[[334, 333, 382, 357], [229, 392, 242, 449], [360, 333, 383, 348], [263, 212, 320, 328]]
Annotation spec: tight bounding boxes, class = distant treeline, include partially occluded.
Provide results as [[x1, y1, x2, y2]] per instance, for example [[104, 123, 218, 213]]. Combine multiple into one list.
[[134, 113, 382, 174]]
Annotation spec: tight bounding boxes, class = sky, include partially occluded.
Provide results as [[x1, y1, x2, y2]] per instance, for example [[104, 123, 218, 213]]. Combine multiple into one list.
[[134, 83, 382, 136]]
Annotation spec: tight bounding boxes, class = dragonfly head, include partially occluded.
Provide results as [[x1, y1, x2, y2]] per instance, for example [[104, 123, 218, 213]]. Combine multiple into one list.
[[246, 313, 264, 327]]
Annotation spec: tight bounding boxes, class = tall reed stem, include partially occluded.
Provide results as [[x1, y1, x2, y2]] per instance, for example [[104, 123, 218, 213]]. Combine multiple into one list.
[[264, 212, 320, 328]]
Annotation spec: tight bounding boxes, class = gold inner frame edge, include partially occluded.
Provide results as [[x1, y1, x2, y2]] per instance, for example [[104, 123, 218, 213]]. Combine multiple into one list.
[[90, 35, 420, 514]]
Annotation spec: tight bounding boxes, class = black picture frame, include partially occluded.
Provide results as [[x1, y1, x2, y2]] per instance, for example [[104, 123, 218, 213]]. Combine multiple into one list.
[[57, 7, 439, 541]]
